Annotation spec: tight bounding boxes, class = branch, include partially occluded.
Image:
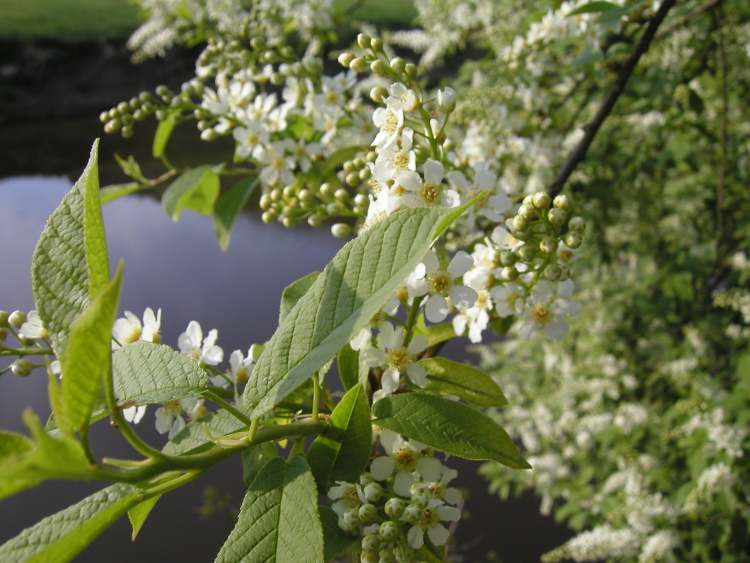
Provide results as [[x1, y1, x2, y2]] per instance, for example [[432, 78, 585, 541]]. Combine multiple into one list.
[[548, 0, 677, 197]]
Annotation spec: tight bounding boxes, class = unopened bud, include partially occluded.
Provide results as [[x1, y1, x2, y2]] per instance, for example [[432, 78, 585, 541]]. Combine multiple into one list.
[[379, 521, 399, 541], [564, 232, 582, 248], [349, 58, 368, 73], [568, 216, 585, 233], [8, 310, 26, 329], [370, 86, 388, 103], [332, 223, 352, 238], [357, 33, 372, 49], [338, 52, 355, 67], [437, 87, 456, 112], [548, 208, 568, 228], [11, 359, 33, 377], [358, 503, 379, 523], [553, 194, 571, 210], [532, 192, 551, 209], [390, 57, 406, 74], [370, 59, 388, 76]]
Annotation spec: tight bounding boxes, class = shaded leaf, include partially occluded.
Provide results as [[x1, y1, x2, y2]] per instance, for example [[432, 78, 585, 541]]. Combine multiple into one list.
[[162, 165, 222, 221], [336, 344, 359, 391], [372, 393, 529, 469], [128, 495, 161, 541], [213, 177, 258, 250], [280, 271, 320, 322], [320, 506, 357, 561], [152, 111, 178, 158], [418, 357, 508, 407]]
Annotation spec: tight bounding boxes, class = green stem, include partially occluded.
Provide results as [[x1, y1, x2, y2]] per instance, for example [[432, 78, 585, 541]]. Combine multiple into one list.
[[202, 389, 254, 427], [312, 373, 320, 422], [0, 346, 54, 357], [403, 296, 424, 346]]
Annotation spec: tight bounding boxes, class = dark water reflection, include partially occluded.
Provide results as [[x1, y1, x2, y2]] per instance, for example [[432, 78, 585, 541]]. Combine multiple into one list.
[[0, 139, 570, 561]]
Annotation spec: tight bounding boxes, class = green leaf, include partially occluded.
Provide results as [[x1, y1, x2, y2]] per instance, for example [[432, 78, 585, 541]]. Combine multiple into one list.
[[280, 271, 320, 322], [213, 177, 259, 251], [418, 357, 508, 407], [31, 139, 109, 355], [100, 182, 145, 204], [307, 383, 372, 491], [152, 111, 178, 158], [318, 145, 361, 177], [243, 204, 472, 419], [162, 410, 245, 455], [162, 165, 222, 221], [0, 411, 93, 501], [241, 442, 278, 486], [320, 506, 357, 561], [114, 153, 147, 183], [112, 341, 211, 406], [336, 344, 359, 391], [568, 1, 619, 15], [0, 430, 32, 461], [128, 494, 161, 541], [0, 483, 140, 562], [59, 264, 123, 433], [414, 316, 455, 346], [372, 393, 529, 469], [214, 456, 324, 563]]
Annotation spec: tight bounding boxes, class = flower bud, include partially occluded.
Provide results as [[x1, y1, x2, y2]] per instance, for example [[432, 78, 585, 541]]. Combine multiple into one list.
[[384, 497, 405, 519], [361, 550, 378, 563], [410, 493, 430, 508], [518, 203, 536, 221], [332, 223, 352, 238], [390, 57, 406, 74], [370, 37, 383, 51], [364, 482, 384, 503], [345, 172, 359, 186], [539, 237, 558, 255], [564, 232, 582, 249], [500, 251, 517, 267], [357, 33, 372, 49], [358, 503, 380, 523], [307, 214, 323, 228], [553, 194, 571, 210], [0, 310, 9, 328], [349, 57, 368, 73], [437, 87, 456, 112], [547, 208, 567, 228], [370, 59, 388, 76], [500, 266, 518, 281], [379, 547, 396, 563], [341, 510, 361, 532], [261, 211, 275, 224], [401, 504, 421, 524], [370, 86, 388, 103], [544, 264, 562, 281], [532, 192, 551, 209], [512, 215, 528, 232], [8, 310, 26, 329], [517, 245, 536, 262], [338, 52, 355, 67], [379, 521, 399, 541], [11, 359, 33, 377], [568, 216, 585, 233], [404, 63, 417, 78], [319, 182, 334, 198], [362, 533, 380, 552]]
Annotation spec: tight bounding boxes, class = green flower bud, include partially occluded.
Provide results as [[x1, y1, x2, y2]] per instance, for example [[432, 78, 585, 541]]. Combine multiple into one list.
[[117, 101, 129, 114], [364, 482, 384, 503], [393, 545, 413, 563], [517, 245, 536, 262], [349, 57, 368, 73], [0, 310, 9, 328], [411, 492, 431, 508], [307, 214, 324, 228], [500, 266, 518, 281], [539, 237, 558, 255], [384, 498, 406, 519], [500, 250, 517, 267], [99, 111, 109, 123], [379, 521, 399, 542], [282, 217, 294, 228], [512, 215, 528, 232], [261, 211, 275, 224], [366, 150, 377, 162], [354, 194, 369, 207], [358, 503, 380, 523], [553, 194, 571, 210], [319, 182, 334, 198], [404, 63, 417, 78], [108, 108, 119, 119], [334, 189, 350, 202], [401, 504, 421, 524], [359, 168, 372, 181], [548, 208, 568, 228], [343, 509, 361, 530], [121, 125, 134, 139], [518, 203, 536, 221], [332, 223, 352, 238], [11, 359, 33, 377], [379, 548, 396, 563], [8, 310, 26, 329], [370, 59, 388, 76], [532, 192, 551, 209], [338, 52, 355, 67], [371, 37, 383, 51], [259, 194, 272, 209], [361, 550, 378, 563], [564, 232, 582, 249], [390, 57, 406, 74], [370, 86, 388, 103], [346, 172, 359, 186], [568, 216, 586, 233], [357, 33, 372, 49], [362, 533, 380, 552], [544, 264, 562, 281], [104, 120, 121, 134]]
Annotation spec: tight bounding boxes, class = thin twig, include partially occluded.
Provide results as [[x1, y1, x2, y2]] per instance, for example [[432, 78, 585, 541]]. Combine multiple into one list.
[[548, 0, 677, 197]]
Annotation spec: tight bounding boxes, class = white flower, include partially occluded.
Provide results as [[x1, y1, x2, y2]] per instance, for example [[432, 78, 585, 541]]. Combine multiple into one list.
[[491, 225, 523, 252], [154, 397, 205, 438], [361, 322, 428, 398], [372, 106, 404, 148], [405, 498, 461, 549], [373, 128, 417, 182], [453, 289, 492, 343], [328, 481, 361, 516], [384, 82, 418, 112], [256, 140, 296, 187], [491, 283, 525, 317], [18, 310, 47, 340], [112, 308, 161, 348], [407, 250, 476, 323], [398, 159, 460, 209], [233, 120, 269, 161], [123, 405, 147, 424], [178, 321, 224, 365], [413, 464, 463, 506], [517, 280, 579, 340], [436, 87, 456, 111], [225, 348, 253, 386], [370, 430, 434, 496]]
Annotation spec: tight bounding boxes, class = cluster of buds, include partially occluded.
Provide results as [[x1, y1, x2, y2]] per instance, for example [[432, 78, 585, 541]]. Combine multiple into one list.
[[100, 91, 163, 139], [338, 33, 418, 89], [329, 430, 463, 562], [0, 309, 53, 378]]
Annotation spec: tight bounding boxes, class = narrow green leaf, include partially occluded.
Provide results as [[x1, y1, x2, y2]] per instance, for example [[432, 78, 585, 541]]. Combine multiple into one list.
[[31, 140, 109, 355], [241, 442, 278, 486], [0, 411, 93, 501], [307, 383, 372, 491], [162, 165, 222, 221], [372, 393, 530, 469], [0, 430, 32, 461], [60, 265, 123, 433], [112, 341, 211, 406], [280, 271, 320, 322], [152, 111, 178, 158], [244, 204, 472, 419], [101, 182, 149, 204], [0, 483, 140, 562], [128, 494, 161, 541], [213, 177, 259, 250], [214, 457, 324, 563], [418, 357, 508, 407], [336, 344, 359, 391], [414, 316, 455, 347], [320, 506, 357, 561]]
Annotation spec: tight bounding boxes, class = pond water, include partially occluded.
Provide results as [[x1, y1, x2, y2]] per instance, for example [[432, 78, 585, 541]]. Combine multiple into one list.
[[0, 120, 571, 562]]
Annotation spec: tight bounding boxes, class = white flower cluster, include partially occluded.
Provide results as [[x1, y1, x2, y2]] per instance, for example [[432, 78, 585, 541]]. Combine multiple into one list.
[[328, 430, 463, 560]]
